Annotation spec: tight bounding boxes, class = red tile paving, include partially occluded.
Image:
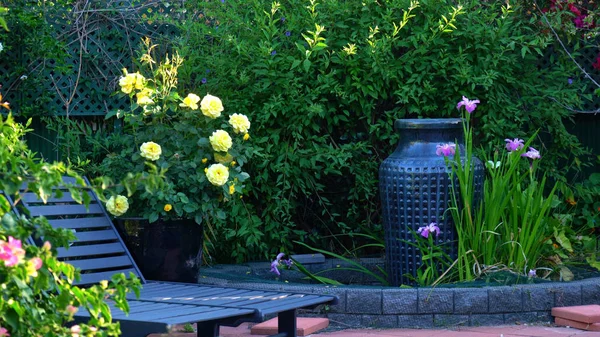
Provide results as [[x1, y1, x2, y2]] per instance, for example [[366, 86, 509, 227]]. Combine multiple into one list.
[[553, 305, 600, 324], [250, 317, 329, 336], [214, 323, 600, 337], [556, 317, 600, 332]]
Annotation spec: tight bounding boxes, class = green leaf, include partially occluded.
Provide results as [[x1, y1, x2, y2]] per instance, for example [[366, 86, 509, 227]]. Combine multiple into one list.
[[554, 228, 573, 253], [303, 59, 311, 72]]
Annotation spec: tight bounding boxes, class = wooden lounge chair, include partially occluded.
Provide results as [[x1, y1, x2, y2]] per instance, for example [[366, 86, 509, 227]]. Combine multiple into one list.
[[8, 177, 337, 337]]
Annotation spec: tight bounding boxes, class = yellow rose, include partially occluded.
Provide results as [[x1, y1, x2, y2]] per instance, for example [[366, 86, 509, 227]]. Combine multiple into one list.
[[136, 88, 154, 105], [119, 70, 146, 94], [243, 133, 250, 141], [180, 93, 201, 110], [229, 184, 235, 195], [201, 158, 208, 164], [200, 94, 224, 118], [164, 204, 172, 212], [230, 161, 236, 167], [209, 130, 232, 152], [106, 195, 129, 216], [228, 113, 251, 134], [206, 163, 229, 186], [140, 141, 162, 161]]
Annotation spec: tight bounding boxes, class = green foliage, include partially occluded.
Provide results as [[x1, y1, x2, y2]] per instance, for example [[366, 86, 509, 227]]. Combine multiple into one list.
[[448, 108, 558, 281], [0, 113, 142, 337], [86, 39, 254, 256], [402, 230, 455, 287], [165, 0, 587, 262]]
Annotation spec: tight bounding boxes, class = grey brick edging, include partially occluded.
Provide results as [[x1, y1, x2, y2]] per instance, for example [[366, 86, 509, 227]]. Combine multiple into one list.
[[197, 275, 600, 328]]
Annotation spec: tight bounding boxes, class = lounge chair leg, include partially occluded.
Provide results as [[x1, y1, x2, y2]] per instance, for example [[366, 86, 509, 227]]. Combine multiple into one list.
[[196, 321, 219, 337], [276, 309, 297, 337]]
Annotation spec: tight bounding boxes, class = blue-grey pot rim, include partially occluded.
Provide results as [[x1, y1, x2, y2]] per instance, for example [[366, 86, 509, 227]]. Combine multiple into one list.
[[394, 118, 463, 130]]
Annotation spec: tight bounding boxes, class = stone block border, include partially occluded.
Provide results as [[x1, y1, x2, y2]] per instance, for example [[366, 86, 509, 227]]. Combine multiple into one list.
[[197, 275, 600, 329]]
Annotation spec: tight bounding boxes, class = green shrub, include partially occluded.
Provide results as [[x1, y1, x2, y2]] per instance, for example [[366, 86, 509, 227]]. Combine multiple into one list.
[[0, 113, 141, 337], [162, 0, 586, 262]]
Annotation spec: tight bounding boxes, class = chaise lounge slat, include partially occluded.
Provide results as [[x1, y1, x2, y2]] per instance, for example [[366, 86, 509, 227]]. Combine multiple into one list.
[[7, 177, 338, 337], [68, 256, 135, 271], [57, 242, 126, 258], [49, 217, 112, 229], [28, 204, 104, 216]]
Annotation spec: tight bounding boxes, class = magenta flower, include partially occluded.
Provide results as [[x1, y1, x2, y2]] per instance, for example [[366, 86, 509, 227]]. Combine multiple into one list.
[[0, 236, 25, 267], [504, 138, 524, 152], [521, 147, 540, 160], [436, 143, 456, 157], [417, 222, 441, 239], [0, 327, 9, 337], [456, 96, 480, 114]]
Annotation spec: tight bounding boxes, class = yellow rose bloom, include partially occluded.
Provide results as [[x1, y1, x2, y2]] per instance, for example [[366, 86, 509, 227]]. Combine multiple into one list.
[[230, 161, 236, 167], [200, 94, 224, 119], [136, 88, 154, 105], [140, 141, 162, 161], [106, 195, 129, 216], [206, 163, 229, 186], [180, 93, 201, 110], [228, 113, 251, 134], [119, 70, 146, 94], [209, 130, 232, 152], [243, 133, 250, 141], [202, 158, 208, 164], [164, 204, 172, 212], [229, 184, 235, 195]]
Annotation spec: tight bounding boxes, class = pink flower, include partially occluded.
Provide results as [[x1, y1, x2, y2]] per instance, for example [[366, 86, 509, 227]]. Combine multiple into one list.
[[66, 305, 79, 315], [31, 257, 43, 270], [0, 236, 25, 267], [456, 96, 480, 114], [504, 138, 524, 152], [0, 327, 10, 337], [593, 54, 600, 70], [42, 241, 52, 251], [521, 147, 541, 160], [70, 325, 81, 337], [436, 143, 456, 157]]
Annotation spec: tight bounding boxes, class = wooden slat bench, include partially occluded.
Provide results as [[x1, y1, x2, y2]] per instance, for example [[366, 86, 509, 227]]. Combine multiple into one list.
[[8, 177, 337, 337]]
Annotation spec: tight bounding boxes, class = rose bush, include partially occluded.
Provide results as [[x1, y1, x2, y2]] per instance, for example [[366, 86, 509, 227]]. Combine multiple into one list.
[[98, 38, 253, 227]]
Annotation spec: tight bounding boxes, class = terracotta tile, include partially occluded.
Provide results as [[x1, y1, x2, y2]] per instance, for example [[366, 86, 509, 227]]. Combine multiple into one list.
[[555, 317, 600, 331], [250, 317, 329, 336], [552, 305, 600, 324]]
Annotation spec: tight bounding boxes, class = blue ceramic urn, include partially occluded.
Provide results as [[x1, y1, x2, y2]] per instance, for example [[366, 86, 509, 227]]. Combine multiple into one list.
[[379, 118, 484, 286]]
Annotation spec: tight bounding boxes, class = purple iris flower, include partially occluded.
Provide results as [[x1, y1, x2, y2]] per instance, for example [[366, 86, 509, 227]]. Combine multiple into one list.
[[201, 78, 207, 84], [270, 253, 288, 276], [270, 260, 281, 276], [285, 31, 291, 37], [504, 138, 524, 152], [528, 269, 536, 278], [271, 50, 277, 56], [417, 222, 440, 239], [568, 78, 573, 85], [521, 147, 540, 160], [221, 0, 225, 3], [456, 96, 480, 114], [436, 143, 456, 157]]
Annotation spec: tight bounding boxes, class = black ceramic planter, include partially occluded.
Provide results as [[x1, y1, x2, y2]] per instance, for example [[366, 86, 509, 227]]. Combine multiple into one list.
[[115, 218, 203, 283], [379, 118, 484, 286]]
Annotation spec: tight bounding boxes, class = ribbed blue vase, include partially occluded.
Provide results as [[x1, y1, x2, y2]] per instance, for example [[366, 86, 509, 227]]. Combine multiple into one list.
[[379, 118, 484, 286]]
